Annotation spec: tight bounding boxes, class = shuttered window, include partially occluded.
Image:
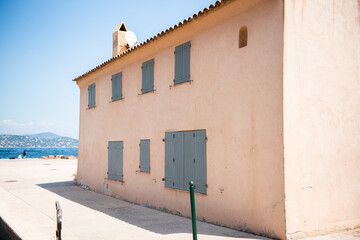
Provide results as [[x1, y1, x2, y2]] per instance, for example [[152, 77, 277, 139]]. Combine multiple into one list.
[[165, 130, 207, 194], [183, 130, 207, 194], [88, 83, 95, 108], [111, 72, 122, 101], [174, 41, 191, 85], [108, 141, 123, 181], [141, 59, 154, 94], [165, 132, 184, 190], [139, 139, 150, 172]]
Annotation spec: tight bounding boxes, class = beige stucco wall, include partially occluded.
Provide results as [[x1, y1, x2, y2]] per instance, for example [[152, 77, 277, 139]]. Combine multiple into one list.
[[283, 0, 360, 239], [77, 0, 285, 238]]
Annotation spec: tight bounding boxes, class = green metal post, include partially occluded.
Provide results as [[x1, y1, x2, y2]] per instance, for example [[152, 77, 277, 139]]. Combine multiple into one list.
[[189, 181, 197, 240]]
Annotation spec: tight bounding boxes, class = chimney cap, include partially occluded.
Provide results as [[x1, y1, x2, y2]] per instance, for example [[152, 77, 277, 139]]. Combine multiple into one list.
[[114, 22, 127, 32]]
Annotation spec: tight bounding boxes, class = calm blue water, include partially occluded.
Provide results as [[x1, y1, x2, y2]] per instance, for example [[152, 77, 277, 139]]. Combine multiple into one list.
[[0, 148, 78, 159]]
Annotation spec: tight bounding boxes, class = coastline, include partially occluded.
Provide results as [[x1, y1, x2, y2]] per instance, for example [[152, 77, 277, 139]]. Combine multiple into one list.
[[0, 148, 78, 159], [39, 155, 77, 159], [0, 147, 78, 149]]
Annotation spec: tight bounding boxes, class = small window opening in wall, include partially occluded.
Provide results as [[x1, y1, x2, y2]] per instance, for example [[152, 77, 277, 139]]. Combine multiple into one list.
[[239, 26, 248, 48]]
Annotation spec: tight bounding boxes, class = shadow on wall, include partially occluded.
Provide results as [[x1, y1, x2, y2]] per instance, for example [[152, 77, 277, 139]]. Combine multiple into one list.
[[37, 181, 266, 239]]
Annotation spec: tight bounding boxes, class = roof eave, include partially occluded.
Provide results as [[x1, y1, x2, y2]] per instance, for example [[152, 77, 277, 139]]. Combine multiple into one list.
[[72, 0, 228, 82]]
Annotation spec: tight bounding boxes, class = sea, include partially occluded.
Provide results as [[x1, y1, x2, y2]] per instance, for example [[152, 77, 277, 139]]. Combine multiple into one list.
[[0, 148, 78, 159]]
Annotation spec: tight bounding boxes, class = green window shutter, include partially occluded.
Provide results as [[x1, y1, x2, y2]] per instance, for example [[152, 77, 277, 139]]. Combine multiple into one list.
[[184, 130, 207, 194], [165, 132, 184, 190], [140, 139, 150, 172], [174, 41, 191, 85], [111, 72, 122, 101], [108, 141, 123, 181], [141, 59, 154, 94], [88, 83, 95, 108]]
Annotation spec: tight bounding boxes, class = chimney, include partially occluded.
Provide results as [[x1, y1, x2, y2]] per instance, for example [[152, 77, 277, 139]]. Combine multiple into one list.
[[112, 22, 128, 57]]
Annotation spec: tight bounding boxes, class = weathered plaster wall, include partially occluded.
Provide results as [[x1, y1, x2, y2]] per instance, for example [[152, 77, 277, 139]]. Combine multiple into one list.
[[283, 0, 360, 238], [77, 0, 285, 238]]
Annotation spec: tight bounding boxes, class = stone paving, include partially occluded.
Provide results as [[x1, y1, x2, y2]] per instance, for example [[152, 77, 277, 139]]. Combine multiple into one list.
[[0, 158, 358, 240], [0, 158, 269, 240]]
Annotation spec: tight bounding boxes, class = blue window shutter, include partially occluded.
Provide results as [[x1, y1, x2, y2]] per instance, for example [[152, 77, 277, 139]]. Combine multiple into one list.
[[184, 130, 207, 194], [111, 75, 117, 100], [92, 83, 96, 107], [165, 130, 207, 194], [183, 131, 194, 190], [112, 72, 122, 101], [142, 59, 154, 94], [174, 131, 184, 190], [88, 83, 95, 108], [118, 73, 122, 99], [165, 132, 175, 189], [88, 85, 91, 108], [108, 141, 123, 181], [174, 41, 191, 85], [140, 139, 150, 172], [165, 132, 184, 190]]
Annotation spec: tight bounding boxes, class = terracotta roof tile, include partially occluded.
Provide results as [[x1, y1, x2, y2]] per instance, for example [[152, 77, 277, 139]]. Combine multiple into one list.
[[73, 0, 229, 82]]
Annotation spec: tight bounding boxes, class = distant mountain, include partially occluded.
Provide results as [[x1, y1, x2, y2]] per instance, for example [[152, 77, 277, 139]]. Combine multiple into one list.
[[26, 132, 61, 139], [0, 133, 78, 148]]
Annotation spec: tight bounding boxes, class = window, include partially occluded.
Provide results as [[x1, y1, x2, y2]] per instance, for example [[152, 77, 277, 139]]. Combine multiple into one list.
[[239, 26, 248, 48], [139, 139, 150, 172], [88, 83, 96, 108], [111, 72, 122, 101], [164, 130, 207, 194], [141, 59, 154, 94], [174, 41, 191, 85], [108, 141, 123, 181]]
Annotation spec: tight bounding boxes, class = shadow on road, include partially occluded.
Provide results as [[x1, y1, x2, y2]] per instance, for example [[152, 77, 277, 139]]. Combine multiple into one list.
[[37, 181, 266, 239]]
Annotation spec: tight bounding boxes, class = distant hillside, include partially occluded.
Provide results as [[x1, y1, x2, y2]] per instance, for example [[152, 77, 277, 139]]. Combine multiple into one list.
[[0, 133, 78, 148], [26, 132, 61, 139]]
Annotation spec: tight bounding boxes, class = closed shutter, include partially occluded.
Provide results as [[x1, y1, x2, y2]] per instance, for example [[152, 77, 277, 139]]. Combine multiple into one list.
[[165, 132, 184, 190], [174, 41, 191, 85], [140, 139, 150, 172], [108, 141, 123, 181], [184, 130, 207, 194], [88, 85, 90, 107], [141, 59, 154, 94], [88, 83, 96, 108], [92, 83, 96, 107], [112, 72, 122, 101], [165, 130, 207, 194]]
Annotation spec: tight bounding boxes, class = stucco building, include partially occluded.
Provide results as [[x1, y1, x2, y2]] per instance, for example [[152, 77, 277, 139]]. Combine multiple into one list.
[[73, 0, 360, 239]]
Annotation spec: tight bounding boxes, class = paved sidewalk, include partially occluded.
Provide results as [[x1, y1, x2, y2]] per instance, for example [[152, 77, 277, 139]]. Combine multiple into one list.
[[0, 159, 358, 240], [0, 158, 268, 240]]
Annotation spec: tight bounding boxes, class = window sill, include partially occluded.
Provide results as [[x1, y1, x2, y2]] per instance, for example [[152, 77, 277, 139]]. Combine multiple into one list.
[[135, 169, 150, 174], [104, 177, 125, 183], [162, 178, 207, 194], [87, 106, 96, 110], [171, 79, 193, 88], [164, 185, 207, 195], [110, 97, 124, 103], [139, 89, 156, 96]]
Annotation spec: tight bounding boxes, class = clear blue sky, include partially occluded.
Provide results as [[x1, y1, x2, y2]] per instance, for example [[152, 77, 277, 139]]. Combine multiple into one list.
[[0, 0, 215, 139]]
